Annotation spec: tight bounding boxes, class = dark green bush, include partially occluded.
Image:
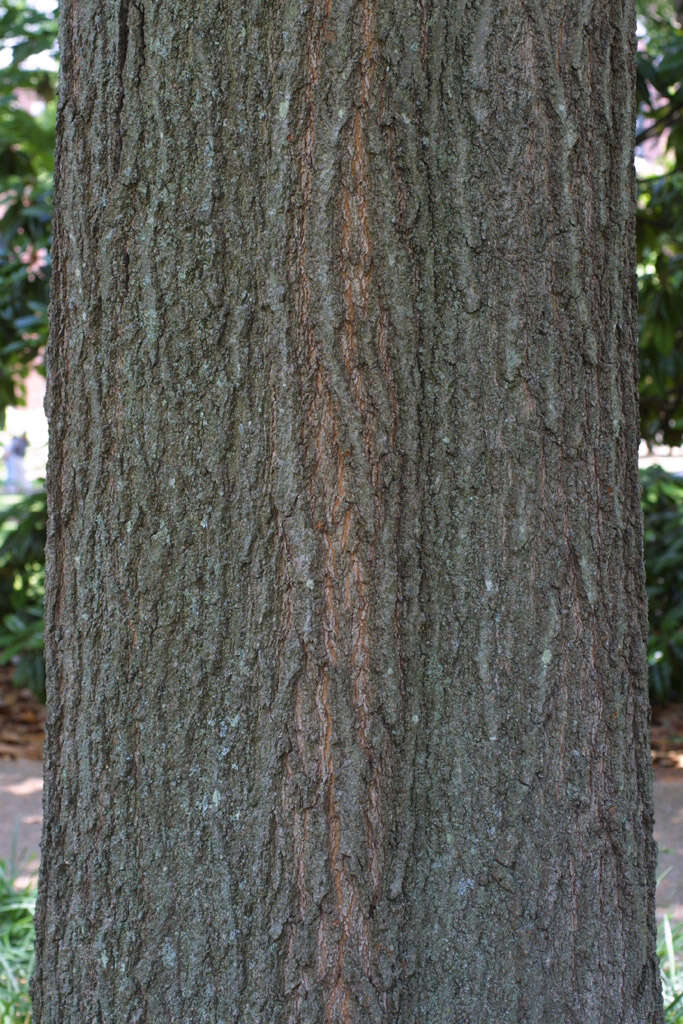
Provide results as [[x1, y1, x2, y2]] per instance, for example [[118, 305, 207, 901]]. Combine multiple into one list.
[[642, 465, 683, 701], [0, 490, 45, 701], [0, 1, 55, 426]]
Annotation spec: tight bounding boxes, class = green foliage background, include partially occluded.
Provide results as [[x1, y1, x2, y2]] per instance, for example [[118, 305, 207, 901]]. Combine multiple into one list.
[[642, 466, 683, 701], [0, 1, 55, 701], [638, 0, 683, 447], [0, 0, 54, 419]]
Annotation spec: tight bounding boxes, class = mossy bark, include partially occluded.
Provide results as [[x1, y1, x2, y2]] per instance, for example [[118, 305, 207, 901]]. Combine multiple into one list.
[[34, 1, 662, 1021]]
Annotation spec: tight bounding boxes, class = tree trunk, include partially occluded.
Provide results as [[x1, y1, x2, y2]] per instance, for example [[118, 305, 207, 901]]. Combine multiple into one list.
[[34, 1, 662, 1021]]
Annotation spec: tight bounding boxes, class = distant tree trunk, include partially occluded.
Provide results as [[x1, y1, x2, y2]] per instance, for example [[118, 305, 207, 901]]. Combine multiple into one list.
[[34, 1, 662, 1021]]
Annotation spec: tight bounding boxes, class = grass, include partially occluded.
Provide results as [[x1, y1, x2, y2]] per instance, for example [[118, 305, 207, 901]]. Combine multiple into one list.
[[661, 913, 683, 1023], [0, 859, 35, 1024], [0, 858, 679, 1022]]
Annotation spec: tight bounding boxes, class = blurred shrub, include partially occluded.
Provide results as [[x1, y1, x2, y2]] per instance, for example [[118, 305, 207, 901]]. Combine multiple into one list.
[[0, 0, 56, 425], [637, 2, 683, 447], [0, 3, 54, 700], [0, 491, 45, 701], [642, 465, 683, 701]]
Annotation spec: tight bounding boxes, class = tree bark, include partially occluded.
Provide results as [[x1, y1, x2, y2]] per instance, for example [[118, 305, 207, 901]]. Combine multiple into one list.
[[34, 1, 662, 1021]]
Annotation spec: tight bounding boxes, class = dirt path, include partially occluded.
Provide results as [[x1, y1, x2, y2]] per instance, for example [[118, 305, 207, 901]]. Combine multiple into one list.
[[0, 758, 42, 887], [654, 775, 683, 918]]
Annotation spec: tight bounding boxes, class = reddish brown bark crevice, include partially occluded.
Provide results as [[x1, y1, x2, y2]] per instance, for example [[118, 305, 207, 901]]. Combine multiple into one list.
[[284, 1, 391, 1018]]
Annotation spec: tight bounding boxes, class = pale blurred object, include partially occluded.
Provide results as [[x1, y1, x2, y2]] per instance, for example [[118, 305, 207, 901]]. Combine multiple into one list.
[[3, 434, 29, 492], [1, 369, 47, 486], [3, 434, 28, 492]]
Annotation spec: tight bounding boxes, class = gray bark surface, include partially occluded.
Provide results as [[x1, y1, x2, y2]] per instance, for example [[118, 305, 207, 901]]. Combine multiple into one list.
[[34, 1, 662, 1021]]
